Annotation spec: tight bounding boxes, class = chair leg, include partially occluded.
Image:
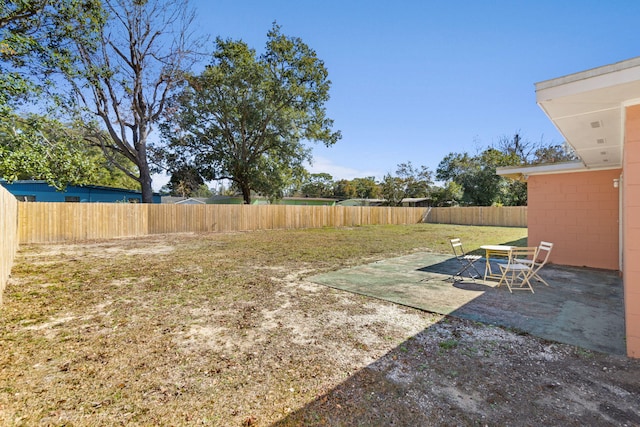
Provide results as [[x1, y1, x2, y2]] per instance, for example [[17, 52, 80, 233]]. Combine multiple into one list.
[[533, 273, 550, 286], [497, 269, 510, 291], [470, 263, 482, 279], [451, 261, 479, 282]]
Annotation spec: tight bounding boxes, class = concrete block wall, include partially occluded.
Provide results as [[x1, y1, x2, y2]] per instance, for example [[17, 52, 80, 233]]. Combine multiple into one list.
[[624, 104, 640, 358], [527, 169, 621, 270]]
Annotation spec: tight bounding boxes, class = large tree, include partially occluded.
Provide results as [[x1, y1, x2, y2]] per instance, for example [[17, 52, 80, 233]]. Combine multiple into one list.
[[301, 173, 334, 198], [351, 176, 381, 199], [160, 24, 341, 204], [0, 113, 96, 187], [436, 149, 514, 206], [167, 165, 205, 197], [0, 1, 107, 187], [62, 0, 200, 203], [436, 133, 574, 206], [0, 113, 140, 189], [0, 0, 104, 110], [380, 162, 432, 206]]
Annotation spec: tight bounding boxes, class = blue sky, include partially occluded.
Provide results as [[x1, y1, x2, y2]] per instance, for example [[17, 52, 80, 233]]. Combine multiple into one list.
[[176, 0, 640, 187]]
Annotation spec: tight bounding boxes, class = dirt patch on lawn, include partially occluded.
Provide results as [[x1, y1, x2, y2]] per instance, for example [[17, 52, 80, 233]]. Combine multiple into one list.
[[0, 227, 639, 426]]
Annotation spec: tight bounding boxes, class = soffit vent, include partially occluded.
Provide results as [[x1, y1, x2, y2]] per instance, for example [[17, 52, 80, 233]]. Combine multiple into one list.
[[596, 138, 606, 144], [590, 120, 602, 128]]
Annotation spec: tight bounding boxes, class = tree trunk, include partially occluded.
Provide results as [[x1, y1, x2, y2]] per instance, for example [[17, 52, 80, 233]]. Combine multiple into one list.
[[138, 155, 155, 203], [241, 183, 251, 204]]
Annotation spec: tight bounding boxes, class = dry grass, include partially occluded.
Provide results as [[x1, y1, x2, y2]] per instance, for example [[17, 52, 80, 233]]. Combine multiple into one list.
[[1, 224, 639, 426]]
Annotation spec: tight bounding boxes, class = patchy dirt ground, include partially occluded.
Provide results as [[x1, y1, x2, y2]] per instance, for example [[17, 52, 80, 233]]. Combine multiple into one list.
[[1, 227, 639, 426]]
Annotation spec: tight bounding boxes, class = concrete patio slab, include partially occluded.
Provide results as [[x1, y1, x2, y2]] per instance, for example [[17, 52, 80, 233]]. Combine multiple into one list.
[[309, 252, 626, 355]]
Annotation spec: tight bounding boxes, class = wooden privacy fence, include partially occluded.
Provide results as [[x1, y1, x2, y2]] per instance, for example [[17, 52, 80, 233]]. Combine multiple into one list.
[[16, 203, 527, 244], [0, 186, 19, 304], [423, 206, 527, 227], [17, 203, 430, 243]]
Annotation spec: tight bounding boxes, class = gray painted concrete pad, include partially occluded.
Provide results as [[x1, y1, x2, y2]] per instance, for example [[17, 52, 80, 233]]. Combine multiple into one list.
[[309, 252, 626, 355]]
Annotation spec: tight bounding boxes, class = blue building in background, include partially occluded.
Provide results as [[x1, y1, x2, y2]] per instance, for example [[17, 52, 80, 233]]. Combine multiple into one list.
[[0, 180, 160, 203]]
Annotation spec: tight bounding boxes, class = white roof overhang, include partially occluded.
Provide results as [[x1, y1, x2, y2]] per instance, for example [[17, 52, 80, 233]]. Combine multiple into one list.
[[535, 56, 640, 170], [497, 161, 595, 180]]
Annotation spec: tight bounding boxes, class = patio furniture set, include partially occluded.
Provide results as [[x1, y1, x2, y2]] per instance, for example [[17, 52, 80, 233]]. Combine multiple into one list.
[[450, 238, 554, 293]]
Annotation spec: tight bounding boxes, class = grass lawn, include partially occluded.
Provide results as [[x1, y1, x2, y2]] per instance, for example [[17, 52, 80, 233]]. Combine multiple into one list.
[[6, 224, 635, 426]]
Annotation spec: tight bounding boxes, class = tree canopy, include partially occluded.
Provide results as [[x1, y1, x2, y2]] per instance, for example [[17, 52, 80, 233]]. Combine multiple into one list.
[[380, 162, 433, 206], [160, 24, 341, 204], [166, 165, 205, 197], [436, 133, 577, 206], [56, 0, 201, 202], [0, 0, 108, 188], [0, 0, 104, 111], [0, 113, 139, 189]]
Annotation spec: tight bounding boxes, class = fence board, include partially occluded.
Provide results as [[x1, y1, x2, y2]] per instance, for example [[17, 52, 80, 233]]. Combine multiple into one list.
[[16, 204, 526, 244], [424, 206, 527, 227], [17, 204, 429, 243], [0, 186, 18, 304]]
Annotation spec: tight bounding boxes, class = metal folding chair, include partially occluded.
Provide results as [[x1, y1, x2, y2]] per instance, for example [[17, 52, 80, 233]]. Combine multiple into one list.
[[516, 241, 553, 286], [450, 238, 482, 281], [497, 247, 538, 293]]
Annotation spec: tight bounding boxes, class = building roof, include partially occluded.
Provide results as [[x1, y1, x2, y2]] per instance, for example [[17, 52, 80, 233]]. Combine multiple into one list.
[[161, 196, 208, 204], [498, 57, 640, 180], [497, 161, 586, 180], [1, 180, 147, 194], [535, 56, 640, 170]]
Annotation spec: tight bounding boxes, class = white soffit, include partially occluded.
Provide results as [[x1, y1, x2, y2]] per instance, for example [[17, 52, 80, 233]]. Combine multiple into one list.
[[496, 161, 587, 179], [536, 57, 640, 169]]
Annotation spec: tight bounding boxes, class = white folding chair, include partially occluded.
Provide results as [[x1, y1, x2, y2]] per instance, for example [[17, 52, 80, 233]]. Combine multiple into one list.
[[516, 241, 553, 286], [497, 247, 538, 293], [450, 238, 482, 282]]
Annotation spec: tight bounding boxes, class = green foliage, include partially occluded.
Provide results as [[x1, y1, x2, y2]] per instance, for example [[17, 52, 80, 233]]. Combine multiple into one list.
[[167, 166, 205, 197], [0, 1, 148, 192], [436, 133, 574, 206], [192, 184, 213, 198], [430, 181, 463, 206], [380, 162, 432, 206], [0, 112, 139, 190], [533, 144, 578, 164], [0, 0, 105, 110], [332, 179, 357, 199], [160, 23, 341, 204], [436, 148, 519, 206], [380, 175, 405, 206], [301, 173, 334, 198], [351, 177, 381, 199], [300, 175, 381, 200], [499, 178, 527, 206]]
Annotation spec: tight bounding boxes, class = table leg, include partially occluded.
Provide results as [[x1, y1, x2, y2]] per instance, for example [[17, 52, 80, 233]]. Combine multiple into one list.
[[484, 250, 491, 281]]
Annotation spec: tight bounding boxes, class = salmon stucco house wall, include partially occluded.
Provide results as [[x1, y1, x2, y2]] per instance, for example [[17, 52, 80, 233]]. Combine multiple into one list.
[[498, 57, 640, 358]]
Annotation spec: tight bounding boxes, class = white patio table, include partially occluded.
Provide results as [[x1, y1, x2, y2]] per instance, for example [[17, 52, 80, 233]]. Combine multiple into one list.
[[480, 245, 513, 281]]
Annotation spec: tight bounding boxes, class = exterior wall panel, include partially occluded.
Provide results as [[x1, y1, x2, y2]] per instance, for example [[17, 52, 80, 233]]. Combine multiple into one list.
[[624, 104, 640, 357], [527, 169, 621, 270]]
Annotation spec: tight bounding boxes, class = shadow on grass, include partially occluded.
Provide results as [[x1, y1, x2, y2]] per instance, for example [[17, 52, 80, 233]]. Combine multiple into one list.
[[271, 312, 638, 426], [270, 318, 462, 426], [278, 248, 631, 425]]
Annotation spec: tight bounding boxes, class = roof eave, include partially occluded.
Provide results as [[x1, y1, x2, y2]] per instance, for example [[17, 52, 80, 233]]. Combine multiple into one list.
[[497, 161, 590, 180]]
